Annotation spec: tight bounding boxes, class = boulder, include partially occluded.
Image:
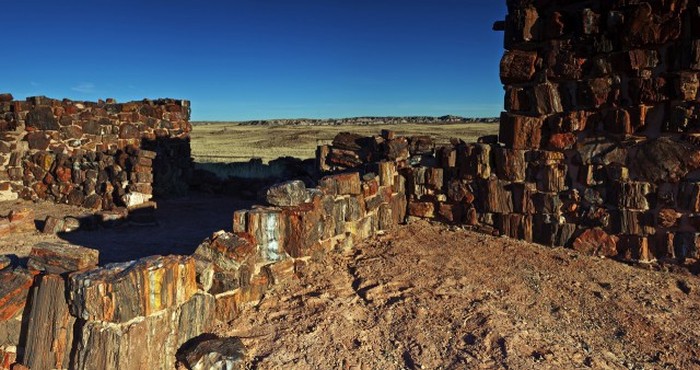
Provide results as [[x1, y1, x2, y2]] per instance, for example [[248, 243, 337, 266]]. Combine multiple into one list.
[[572, 228, 618, 257], [265, 180, 307, 207], [178, 335, 246, 370]]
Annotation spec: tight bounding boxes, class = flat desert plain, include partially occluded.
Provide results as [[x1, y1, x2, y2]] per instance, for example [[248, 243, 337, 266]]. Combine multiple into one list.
[[190, 122, 499, 163]]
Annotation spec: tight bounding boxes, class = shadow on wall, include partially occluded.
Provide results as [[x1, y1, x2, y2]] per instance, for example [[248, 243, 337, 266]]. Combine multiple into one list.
[[141, 136, 194, 198], [191, 156, 317, 199]]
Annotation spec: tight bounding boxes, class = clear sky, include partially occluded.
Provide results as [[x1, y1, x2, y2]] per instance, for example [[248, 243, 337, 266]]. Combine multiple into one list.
[[5, 1, 507, 121]]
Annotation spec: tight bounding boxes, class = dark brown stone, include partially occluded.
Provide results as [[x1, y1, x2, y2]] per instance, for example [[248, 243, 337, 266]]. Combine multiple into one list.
[[25, 132, 51, 150], [499, 112, 543, 150], [500, 50, 537, 84], [26, 106, 58, 130]]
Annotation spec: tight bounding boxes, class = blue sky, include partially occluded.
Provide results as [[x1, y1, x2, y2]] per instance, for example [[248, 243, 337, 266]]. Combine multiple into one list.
[[5, 1, 507, 121]]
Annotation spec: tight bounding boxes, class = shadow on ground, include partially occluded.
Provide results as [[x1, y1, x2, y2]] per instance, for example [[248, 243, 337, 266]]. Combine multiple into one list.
[[58, 192, 254, 264]]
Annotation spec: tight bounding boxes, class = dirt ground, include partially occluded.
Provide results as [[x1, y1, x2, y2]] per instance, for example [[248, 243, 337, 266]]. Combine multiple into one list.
[[224, 220, 700, 370]]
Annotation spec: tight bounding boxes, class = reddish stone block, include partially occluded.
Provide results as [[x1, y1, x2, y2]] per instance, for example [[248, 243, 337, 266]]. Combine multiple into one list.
[[28, 242, 99, 274], [500, 50, 537, 84], [499, 112, 543, 150], [0, 269, 34, 321], [69, 255, 197, 323], [572, 228, 618, 257], [408, 201, 435, 219]]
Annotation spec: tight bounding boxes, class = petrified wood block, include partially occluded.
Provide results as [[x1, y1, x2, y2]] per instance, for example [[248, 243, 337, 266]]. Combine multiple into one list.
[[265, 180, 308, 207], [494, 148, 527, 182], [572, 228, 618, 257], [194, 231, 256, 272], [245, 208, 286, 262], [0, 269, 34, 322], [27, 242, 99, 274], [480, 179, 513, 214], [617, 235, 653, 262], [23, 274, 74, 370], [613, 181, 654, 210], [71, 292, 214, 370], [499, 112, 543, 150], [69, 255, 197, 323]]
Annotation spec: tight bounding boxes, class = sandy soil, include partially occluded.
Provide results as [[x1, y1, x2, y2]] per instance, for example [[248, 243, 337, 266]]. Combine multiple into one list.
[[224, 221, 700, 370]]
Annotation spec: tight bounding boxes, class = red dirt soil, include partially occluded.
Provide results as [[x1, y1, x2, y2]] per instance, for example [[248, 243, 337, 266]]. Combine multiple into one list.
[[222, 220, 700, 369]]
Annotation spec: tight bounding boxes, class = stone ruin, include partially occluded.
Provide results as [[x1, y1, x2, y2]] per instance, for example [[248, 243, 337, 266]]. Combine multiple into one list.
[[0, 94, 192, 210], [3, 0, 700, 368]]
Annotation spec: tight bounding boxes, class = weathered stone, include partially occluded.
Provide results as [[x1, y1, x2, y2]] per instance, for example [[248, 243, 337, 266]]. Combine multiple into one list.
[[178, 336, 246, 370], [613, 209, 652, 236], [281, 203, 323, 258], [447, 179, 475, 204], [500, 49, 537, 84], [333, 172, 361, 195], [0, 346, 17, 370], [265, 180, 307, 207], [499, 112, 543, 150], [613, 181, 653, 210], [385, 137, 410, 161], [0, 256, 9, 271], [494, 148, 526, 182], [119, 123, 140, 139], [245, 208, 286, 262], [618, 235, 653, 262], [22, 274, 75, 370], [658, 208, 682, 228], [69, 255, 197, 322], [533, 83, 563, 115], [496, 213, 533, 242], [408, 201, 435, 219], [679, 182, 700, 212], [194, 231, 256, 272], [0, 269, 33, 324], [480, 179, 513, 214], [59, 125, 83, 140], [71, 292, 215, 370], [28, 242, 99, 274], [408, 136, 434, 155], [25, 106, 59, 130], [627, 137, 700, 183], [572, 228, 618, 257], [25, 132, 51, 150]]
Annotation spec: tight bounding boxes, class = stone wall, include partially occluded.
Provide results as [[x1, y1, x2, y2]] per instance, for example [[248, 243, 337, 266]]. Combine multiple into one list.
[[0, 95, 192, 209], [489, 0, 700, 262], [0, 141, 408, 369]]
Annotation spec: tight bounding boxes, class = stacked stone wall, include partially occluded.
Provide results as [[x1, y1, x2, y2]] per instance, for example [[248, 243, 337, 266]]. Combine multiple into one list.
[[0, 95, 192, 209]]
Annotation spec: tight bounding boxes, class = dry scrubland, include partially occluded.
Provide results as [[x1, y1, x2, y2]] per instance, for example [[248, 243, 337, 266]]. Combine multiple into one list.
[[191, 122, 498, 163]]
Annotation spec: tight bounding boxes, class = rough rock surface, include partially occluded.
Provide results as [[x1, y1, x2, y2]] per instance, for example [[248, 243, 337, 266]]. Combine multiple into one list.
[[223, 221, 700, 369], [27, 242, 99, 274], [177, 335, 246, 370], [69, 255, 196, 322], [0, 269, 34, 321], [265, 180, 308, 207]]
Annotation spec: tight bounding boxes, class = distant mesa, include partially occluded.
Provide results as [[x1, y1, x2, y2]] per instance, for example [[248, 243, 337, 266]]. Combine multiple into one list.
[[192, 115, 500, 126]]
